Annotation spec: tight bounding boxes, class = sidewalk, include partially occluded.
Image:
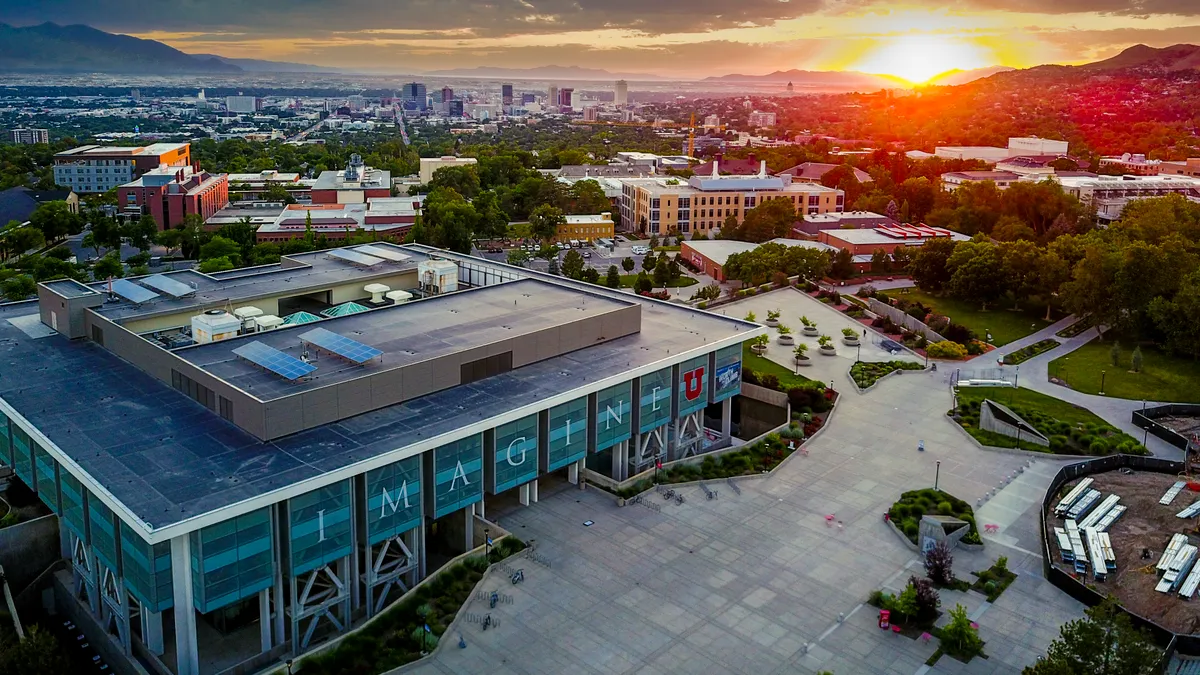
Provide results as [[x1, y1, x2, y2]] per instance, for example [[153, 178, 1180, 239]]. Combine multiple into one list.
[[988, 318, 1180, 459]]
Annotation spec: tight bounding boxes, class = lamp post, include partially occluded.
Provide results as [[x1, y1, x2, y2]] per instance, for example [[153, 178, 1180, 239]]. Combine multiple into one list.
[[286, 660, 294, 675], [1100, 370, 1107, 396], [484, 528, 491, 558], [856, 341, 861, 364], [934, 460, 941, 491], [1014, 365, 1019, 390]]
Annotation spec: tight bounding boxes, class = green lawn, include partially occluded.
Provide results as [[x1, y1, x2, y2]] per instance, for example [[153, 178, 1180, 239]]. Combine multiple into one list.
[[1049, 339, 1200, 403], [506, 222, 531, 238], [902, 289, 1052, 346], [742, 343, 820, 391], [618, 274, 698, 288], [952, 386, 1144, 453]]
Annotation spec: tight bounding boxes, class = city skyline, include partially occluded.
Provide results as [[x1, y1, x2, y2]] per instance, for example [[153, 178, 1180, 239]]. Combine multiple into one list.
[[2, 2, 1200, 82]]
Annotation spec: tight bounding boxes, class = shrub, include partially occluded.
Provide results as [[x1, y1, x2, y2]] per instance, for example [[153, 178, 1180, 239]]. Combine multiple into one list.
[[925, 541, 955, 586], [966, 340, 984, 355], [937, 501, 954, 515], [995, 556, 1008, 572], [939, 604, 984, 659], [759, 373, 780, 390], [943, 322, 975, 344], [1090, 439, 1110, 455], [910, 576, 940, 619], [983, 580, 997, 595], [857, 284, 876, 297], [926, 341, 968, 359], [903, 520, 919, 538]]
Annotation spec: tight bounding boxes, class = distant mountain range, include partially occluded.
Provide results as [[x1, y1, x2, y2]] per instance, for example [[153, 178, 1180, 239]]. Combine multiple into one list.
[[0, 22, 239, 74], [1080, 43, 1200, 71], [190, 54, 340, 74], [422, 65, 666, 81], [924, 66, 1015, 86], [703, 69, 905, 88]]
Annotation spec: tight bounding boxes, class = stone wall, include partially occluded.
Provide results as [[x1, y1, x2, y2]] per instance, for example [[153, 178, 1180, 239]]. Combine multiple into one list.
[[980, 400, 1050, 447], [0, 514, 60, 593], [867, 298, 947, 343]]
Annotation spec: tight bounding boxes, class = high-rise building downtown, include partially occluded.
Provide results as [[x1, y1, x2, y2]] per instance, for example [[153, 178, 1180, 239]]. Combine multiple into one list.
[[547, 85, 558, 108], [402, 82, 428, 110], [8, 128, 49, 144], [559, 88, 574, 111], [440, 86, 454, 103], [614, 80, 628, 106], [501, 83, 513, 106]]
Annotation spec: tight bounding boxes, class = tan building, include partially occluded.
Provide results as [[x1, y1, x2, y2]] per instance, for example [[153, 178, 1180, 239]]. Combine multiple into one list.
[[1161, 158, 1200, 178], [619, 162, 844, 236], [419, 156, 479, 183], [557, 213, 614, 243]]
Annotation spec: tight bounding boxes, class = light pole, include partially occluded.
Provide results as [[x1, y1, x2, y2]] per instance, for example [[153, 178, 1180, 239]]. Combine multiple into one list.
[[286, 660, 294, 675], [1100, 370, 1107, 396], [484, 528, 491, 558], [934, 460, 941, 491], [856, 341, 861, 364], [1014, 365, 1019, 390]]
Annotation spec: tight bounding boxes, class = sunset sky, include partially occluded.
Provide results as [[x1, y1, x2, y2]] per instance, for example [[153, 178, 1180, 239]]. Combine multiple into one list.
[[4, 1, 1200, 81]]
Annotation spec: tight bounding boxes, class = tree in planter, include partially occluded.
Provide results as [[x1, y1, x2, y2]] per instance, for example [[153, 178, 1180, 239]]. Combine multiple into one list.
[[1024, 596, 1161, 675], [817, 335, 833, 349], [794, 343, 809, 361], [778, 325, 793, 338], [750, 334, 770, 352], [842, 328, 858, 338], [800, 315, 814, 328], [745, 311, 757, 322], [940, 603, 984, 659], [767, 309, 781, 322], [925, 541, 955, 586]]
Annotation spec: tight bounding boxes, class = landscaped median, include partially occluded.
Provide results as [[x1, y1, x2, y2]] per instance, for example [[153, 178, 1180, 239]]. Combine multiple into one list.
[[1001, 338, 1060, 365], [888, 488, 982, 546], [950, 386, 1148, 455], [292, 537, 526, 675], [850, 360, 924, 390]]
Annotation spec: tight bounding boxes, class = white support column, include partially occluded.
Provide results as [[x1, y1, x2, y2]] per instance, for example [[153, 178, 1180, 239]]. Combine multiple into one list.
[[259, 589, 272, 653], [143, 610, 164, 656], [530, 480, 539, 504], [721, 398, 733, 442], [272, 507, 286, 647], [417, 522, 427, 579], [567, 461, 579, 485], [519, 483, 531, 506], [169, 535, 200, 675], [475, 499, 485, 520]]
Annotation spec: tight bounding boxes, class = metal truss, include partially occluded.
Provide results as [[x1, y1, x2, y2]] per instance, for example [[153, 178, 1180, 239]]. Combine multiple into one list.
[[288, 561, 350, 650], [363, 530, 419, 617]]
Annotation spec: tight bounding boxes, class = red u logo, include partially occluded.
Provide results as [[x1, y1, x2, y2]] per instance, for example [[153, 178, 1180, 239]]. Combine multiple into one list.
[[683, 367, 705, 401]]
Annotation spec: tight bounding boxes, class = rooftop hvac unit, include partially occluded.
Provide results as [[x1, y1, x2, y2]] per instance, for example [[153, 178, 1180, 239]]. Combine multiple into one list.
[[192, 309, 241, 344], [418, 259, 458, 295], [364, 283, 390, 303]]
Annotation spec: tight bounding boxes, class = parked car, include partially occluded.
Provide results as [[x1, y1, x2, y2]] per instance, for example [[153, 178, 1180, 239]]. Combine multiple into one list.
[[581, 251, 591, 258]]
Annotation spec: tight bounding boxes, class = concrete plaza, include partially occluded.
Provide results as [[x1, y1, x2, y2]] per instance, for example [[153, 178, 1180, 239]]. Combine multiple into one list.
[[408, 364, 1087, 675]]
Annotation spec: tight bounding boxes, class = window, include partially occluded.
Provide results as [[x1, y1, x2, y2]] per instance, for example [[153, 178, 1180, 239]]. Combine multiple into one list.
[[678, 210, 689, 221], [808, 207, 818, 215], [808, 195, 820, 206], [678, 198, 690, 208], [650, 210, 660, 222], [650, 198, 660, 209]]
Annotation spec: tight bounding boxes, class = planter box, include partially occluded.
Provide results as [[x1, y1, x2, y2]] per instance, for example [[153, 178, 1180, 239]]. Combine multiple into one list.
[[778, 335, 794, 345], [802, 326, 819, 337], [765, 318, 780, 328], [751, 345, 767, 355], [819, 346, 837, 356], [843, 336, 860, 346], [794, 357, 813, 367]]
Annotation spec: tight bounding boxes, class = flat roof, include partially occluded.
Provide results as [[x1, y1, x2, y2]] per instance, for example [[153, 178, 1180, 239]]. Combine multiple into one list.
[[564, 214, 613, 224], [1, 245, 757, 539], [178, 279, 631, 400], [823, 228, 970, 245], [686, 238, 836, 267], [312, 166, 391, 191], [88, 243, 426, 324]]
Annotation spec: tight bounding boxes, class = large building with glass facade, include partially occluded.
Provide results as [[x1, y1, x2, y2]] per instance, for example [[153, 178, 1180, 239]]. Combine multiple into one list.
[[0, 243, 756, 675]]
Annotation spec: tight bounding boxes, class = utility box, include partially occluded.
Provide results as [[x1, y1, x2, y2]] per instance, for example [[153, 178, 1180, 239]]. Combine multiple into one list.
[[418, 259, 458, 295], [192, 309, 241, 344]]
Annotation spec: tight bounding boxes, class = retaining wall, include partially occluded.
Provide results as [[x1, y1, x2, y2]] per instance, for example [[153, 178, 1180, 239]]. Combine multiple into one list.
[[867, 298, 947, 343], [0, 513, 60, 593], [1132, 404, 1200, 452]]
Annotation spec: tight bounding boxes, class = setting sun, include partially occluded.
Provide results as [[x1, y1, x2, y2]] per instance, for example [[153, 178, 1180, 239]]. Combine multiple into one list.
[[852, 35, 992, 83]]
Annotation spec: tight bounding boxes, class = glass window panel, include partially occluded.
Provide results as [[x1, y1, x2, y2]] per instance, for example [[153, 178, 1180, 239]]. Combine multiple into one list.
[[88, 492, 118, 570], [595, 382, 632, 451], [33, 442, 59, 513], [677, 356, 709, 417], [289, 480, 352, 576], [366, 456, 422, 546], [547, 397, 588, 472], [638, 367, 673, 433], [429, 435, 483, 518], [492, 414, 539, 494]]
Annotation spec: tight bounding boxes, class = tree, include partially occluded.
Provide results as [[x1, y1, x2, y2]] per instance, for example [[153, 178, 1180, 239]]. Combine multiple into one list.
[[528, 204, 566, 243], [621, 256, 635, 272], [2, 226, 45, 261], [0, 273, 36, 301], [653, 254, 671, 288], [473, 190, 509, 240], [422, 187, 478, 253], [92, 253, 125, 280], [81, 231, 102, 258], [885, 199, 899, 222], [648, 234, 659, 249], [734, 198, 796, 243], [870, 248, 890, 274], [199, 235, 242, 263], [635, 271, 652, 293], [119, 214, 160, 252], [262, 183, 297, 204], [924, 541, 954, 586], [566, 179, 611, 215], [642, 251, 656, 272], [29, 200, 84, 241], [940, 604, 985, 659], [909, 576, 940, 619], [830, 248, 855, 279], [1110, 341, 1121, 368], [178, 213, 208, 259], [992, 216, 1038, 242], [908, 237, 958, 291], [1036, 251, 1072, 321], [157, 227, 186, 257], [1131, 346, 1143, 373], [606, 265, 621, 288], [506, 249, 530, 267], [1061, 244, 1121, 335], [0, 625, 72, 675], [581, 267, 600, 283], [1000, 240, 1042, 309], [947, 240, 1008, 309], [1024, 597, 1161, 675], [562, 249, 585, 279], [427, 165, 481, 200], [1149, 270, 1200, 360], [198, 256, 236, 273]]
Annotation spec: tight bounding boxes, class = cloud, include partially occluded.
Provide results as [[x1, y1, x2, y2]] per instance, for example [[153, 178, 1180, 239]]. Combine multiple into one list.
[[0, 0, 828, 38], [957, 0, 1200, 15], [1029, 23, 1200, 60]]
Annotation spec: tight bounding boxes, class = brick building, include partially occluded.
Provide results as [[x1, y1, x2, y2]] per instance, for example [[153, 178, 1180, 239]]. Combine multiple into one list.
[[117, 164, 229, 230]]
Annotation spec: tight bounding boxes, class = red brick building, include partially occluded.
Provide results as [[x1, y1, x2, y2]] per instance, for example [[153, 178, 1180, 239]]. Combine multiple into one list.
[[117, 163, 229, 230]]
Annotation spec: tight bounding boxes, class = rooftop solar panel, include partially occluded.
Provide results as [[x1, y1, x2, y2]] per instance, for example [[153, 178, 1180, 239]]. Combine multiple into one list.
[[299, 327, 383, 364], [328, 249, 385, 267], [109, 278, 160, 304], [354, 244, 411, 262], [233, 341, 317, 380], [141, 274, 196, 298]]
